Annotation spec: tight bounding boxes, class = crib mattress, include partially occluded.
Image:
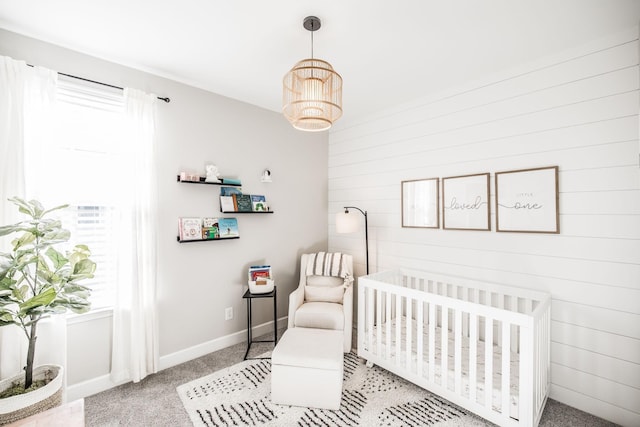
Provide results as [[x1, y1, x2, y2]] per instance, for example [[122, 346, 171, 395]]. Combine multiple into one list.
[[362, 316, 520, 419]]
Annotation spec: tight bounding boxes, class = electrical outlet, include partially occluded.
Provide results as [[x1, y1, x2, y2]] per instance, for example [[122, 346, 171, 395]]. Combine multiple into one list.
[[225, 307, 233, 320]]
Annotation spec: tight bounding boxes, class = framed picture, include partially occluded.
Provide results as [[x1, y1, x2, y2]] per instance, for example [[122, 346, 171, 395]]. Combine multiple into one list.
[[401, 178, 439, 228], [495, 166, 559, 233], [442, 173, 490, 231]]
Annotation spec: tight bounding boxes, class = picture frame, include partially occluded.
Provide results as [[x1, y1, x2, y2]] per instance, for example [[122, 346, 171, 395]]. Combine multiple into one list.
[[401, 178, 439, 228], [495, 166, 559, 233], [442, 173, 490, 231]]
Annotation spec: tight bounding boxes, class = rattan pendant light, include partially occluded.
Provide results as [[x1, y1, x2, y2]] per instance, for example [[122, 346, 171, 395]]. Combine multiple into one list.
[[283, 16, 343, 132]]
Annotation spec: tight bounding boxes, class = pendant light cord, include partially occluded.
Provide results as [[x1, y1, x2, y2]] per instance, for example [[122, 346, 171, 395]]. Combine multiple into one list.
[[310, 21, 315, 79]]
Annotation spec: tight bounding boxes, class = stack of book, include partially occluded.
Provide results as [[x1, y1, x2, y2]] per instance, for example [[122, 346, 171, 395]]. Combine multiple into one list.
[[178, 217, 239, 241], [248, 265, 274, 294], [248, 265, 272, 284], [219, 187, 268, 212]]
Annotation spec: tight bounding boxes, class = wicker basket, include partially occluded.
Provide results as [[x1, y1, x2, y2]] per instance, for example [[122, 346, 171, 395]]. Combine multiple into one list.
[[0, 365, 63, 426]]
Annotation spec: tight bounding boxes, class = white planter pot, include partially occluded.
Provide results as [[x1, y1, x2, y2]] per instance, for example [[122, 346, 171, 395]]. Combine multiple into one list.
[[0, 364, 63, 425]]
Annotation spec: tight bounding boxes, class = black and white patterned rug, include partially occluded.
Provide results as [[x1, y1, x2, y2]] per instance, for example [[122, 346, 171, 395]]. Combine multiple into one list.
[[177, 352, 488, 426]]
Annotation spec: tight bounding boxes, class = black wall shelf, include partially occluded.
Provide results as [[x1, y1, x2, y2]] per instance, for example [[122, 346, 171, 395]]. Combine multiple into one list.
[[177, 175, 241, 187], [177, 236, 240, 243], [221, 211, 274, 214]]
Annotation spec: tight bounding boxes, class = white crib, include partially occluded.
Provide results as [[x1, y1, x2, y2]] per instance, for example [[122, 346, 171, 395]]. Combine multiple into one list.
[[358, 269, 550, 427]]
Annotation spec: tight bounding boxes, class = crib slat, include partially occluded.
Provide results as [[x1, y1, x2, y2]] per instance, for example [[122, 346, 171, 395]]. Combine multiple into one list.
[[455, 308, 462, 394], [537, 309, 551, 415], [441, 306, 448, 390], [509, 296, 519, 353], [536, 316, 541, 410], [367, 286, 374, 356], [358, 280, 365, 355], [469, 313, 478, 403], [485, 316, 493, 409], [501, 320, 511, 416], [395, 293, 402, 365], [535, 319, 540, 409], [376, 288, 382, 356], [519, 325, 533, 425], [429, 302, 436, 381], [538, 314, 544, 410], [386, 292, 392, 360], [495, 293, 503, 345], [406, 297, 412, 370], [417, 301, 424, 378], [462, 287, 469, 339]]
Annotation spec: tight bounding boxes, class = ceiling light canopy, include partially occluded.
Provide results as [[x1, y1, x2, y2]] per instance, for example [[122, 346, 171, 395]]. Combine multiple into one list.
[[283, 16, 343, 132]]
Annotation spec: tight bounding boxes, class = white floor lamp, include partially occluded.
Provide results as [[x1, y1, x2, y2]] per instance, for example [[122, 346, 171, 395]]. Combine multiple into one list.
[[335, 206, 369, 275]]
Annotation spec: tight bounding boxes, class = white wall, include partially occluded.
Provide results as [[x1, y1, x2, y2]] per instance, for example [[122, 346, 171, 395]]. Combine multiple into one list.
[[328, 27, 640, 426], [0, 29, 329, 396]]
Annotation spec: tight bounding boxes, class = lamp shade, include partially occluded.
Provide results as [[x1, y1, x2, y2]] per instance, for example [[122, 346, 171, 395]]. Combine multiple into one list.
[[336, 211, 359, 234], [283, 58, 343, 132]]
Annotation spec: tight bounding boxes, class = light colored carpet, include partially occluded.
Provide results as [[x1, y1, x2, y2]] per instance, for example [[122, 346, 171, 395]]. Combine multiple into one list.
[[177, 351, 491, 427], [85, 329, 618, 427]]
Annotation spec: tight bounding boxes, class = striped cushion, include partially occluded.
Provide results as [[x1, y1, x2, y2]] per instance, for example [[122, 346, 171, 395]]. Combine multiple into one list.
[[305, 252, 347, 278]]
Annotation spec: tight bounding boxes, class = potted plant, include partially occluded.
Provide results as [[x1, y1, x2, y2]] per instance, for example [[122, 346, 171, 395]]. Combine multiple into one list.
[[0, 197, 96, 424]]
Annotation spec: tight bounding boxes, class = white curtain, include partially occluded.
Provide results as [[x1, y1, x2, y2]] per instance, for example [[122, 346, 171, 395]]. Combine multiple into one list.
[[0, 56, 56, 230], [110, 88, 159, 383], [0, 56, 66, 393]]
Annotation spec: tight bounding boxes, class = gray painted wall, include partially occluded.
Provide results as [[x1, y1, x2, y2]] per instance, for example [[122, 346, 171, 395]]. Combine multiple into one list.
[[0, 28, 329, 395]]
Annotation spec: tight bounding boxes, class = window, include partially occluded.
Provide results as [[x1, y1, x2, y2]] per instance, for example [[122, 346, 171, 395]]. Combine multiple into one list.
[[60, 205, 116, 310], [25, 76, 126, 310]]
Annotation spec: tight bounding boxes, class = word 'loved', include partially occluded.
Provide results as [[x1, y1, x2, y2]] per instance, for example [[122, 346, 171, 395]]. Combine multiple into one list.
[[447, 196, 485, 210]]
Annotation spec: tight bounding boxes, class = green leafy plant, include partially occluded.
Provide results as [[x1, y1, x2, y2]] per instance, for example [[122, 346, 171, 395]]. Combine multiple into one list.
[[0, 197, 96, 392]]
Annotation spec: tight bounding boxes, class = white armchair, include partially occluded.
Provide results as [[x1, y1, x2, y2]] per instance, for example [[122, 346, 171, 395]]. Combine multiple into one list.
[[287, 252, 354, 353]]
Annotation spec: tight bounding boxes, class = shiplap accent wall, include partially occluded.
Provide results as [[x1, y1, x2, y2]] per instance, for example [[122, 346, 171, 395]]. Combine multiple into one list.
[[328, 27, 640, 426]]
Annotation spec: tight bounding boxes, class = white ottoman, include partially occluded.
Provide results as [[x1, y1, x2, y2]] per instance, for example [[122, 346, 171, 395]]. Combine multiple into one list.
[[271, 328, 343, 410]]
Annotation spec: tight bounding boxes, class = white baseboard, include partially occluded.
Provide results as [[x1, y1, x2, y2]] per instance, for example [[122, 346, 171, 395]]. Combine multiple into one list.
[[67, 316, 287, 401], [159, 316, 287, 371], [66, 374, 129, 402]]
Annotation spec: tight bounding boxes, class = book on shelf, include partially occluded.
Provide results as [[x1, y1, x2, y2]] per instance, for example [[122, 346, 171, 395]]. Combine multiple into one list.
[[203, 217, 218, 227], [202, 217, 219, 239], [251, 195, 267, 211], [248, 265, 272, 284], [220, 186, 243, 196], [233, 194, 253, 212], [178, 217, 202, 241], [220, 196, 235, 212], [221, 178, 242, 186], [218, 217, 239, 238]]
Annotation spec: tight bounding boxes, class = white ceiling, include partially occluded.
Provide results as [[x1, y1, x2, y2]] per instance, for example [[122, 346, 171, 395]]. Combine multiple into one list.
[[1, 1, 639, 124]]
